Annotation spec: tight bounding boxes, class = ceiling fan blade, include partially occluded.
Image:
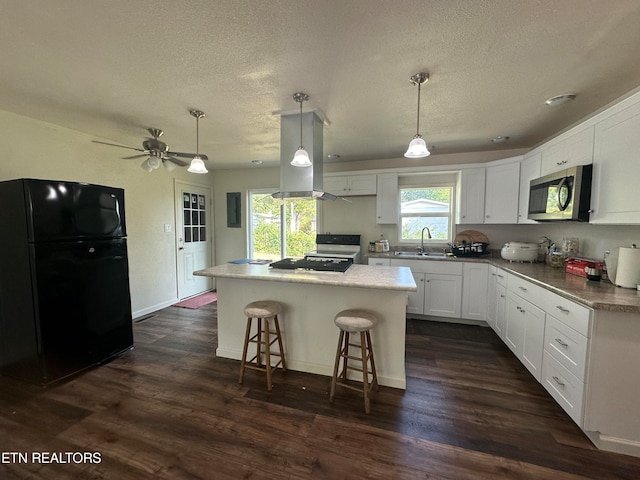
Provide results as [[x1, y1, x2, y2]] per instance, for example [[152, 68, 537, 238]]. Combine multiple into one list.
[[164, 156, 189, 167], [168, 151, 209, 161], [122, 154, 149, 159], [92, 140, 145, 152]]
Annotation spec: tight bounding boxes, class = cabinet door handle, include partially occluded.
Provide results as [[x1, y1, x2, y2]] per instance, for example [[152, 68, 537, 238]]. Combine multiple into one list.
[[500, 294, 505, 298], [556, 305, 570, 314], [552, 376, 565, 388], [497, 274, 504, 279], [518, 286, 527, 292], [555, 338, 569, 348]]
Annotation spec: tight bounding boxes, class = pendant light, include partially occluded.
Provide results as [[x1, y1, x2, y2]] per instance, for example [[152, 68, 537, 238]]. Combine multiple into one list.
[[404, 72, 431, 158], [291, 92, 312, 167], [188, 109, 208, 174]]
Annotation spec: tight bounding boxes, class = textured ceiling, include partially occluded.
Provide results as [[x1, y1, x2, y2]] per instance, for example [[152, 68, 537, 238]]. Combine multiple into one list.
[[2, 0, 640, 169]]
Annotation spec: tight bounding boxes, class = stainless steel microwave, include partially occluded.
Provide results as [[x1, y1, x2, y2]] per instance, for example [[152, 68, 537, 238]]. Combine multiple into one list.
[[527, 165, 593, 221]]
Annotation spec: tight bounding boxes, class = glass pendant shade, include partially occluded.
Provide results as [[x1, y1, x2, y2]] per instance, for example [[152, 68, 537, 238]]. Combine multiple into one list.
[[163, 160, 177, 172], [141, 156, 162, 171], [404, 135, 430, 158], [188, 155, 208, 174], [141, 159, 154, 172], [291, 147, 312, 167]]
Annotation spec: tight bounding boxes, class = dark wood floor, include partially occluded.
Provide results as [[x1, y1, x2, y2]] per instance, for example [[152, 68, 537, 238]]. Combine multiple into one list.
[[2, 303, 640, 479]]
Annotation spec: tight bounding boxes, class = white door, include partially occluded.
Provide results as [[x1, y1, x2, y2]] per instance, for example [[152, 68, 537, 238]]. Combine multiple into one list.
[[175, 180, 213, 299]]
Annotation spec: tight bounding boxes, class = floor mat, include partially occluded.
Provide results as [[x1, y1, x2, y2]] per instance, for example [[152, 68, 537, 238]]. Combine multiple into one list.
[[173, 291, 217, 309]]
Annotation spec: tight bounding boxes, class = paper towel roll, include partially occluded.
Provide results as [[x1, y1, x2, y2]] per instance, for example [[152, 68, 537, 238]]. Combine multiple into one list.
[[615, 247, 640, 288]]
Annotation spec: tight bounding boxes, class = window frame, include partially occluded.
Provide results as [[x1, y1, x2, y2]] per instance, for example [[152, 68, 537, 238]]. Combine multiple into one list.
[[398, 182, 455, 245]]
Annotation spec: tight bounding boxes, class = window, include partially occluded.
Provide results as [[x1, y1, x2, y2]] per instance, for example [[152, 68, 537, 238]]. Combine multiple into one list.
[[399, 185, 453, 243], [248, 190, 317, 260]]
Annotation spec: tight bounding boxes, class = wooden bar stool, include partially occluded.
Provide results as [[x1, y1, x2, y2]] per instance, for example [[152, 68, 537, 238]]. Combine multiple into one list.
[[239, 300, 286, 391], [329, 309, 379, 413]]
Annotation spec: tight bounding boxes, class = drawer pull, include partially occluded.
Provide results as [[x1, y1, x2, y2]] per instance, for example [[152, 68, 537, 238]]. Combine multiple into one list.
[[556, 305, 570, 314], [500, 294, 505, 298], [518, 286, 527, 292], [555, 338, 569, 348], [552, 376, 565, 388], [497, 274, 504, 279]]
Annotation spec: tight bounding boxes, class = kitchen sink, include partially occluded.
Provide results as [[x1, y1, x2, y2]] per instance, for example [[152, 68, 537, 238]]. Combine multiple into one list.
[[393, 251, 447, 258]]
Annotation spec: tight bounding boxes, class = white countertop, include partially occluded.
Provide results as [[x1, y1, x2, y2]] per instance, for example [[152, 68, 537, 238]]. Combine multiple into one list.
[[194, 263, 417, 292]]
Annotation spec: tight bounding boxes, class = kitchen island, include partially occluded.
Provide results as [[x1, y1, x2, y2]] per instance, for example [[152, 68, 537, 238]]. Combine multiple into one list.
[[194, 263, 416, 389]]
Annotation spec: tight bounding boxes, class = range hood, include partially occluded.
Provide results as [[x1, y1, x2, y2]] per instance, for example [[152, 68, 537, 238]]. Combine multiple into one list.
[[272, 111, 336, 200]]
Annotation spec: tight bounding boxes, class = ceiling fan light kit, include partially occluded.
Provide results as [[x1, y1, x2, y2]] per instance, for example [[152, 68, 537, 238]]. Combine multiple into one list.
[[93, 124, 208, 173], [291, 92, 312, 167], [188, 109, 208, 174], [404, 72, 431, 159]]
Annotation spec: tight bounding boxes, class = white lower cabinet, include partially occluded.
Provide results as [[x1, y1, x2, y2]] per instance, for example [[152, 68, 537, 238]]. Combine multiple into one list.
[[487, 266, 508, 338], [505, 281, 546, 381], [494, 272, 593, 430], [541, 352, 585, 425], [389, 259, 463, 318], [424, 273, 462, 318], [461, 263, 488, 321], [407, 272, 425, 315], [495, 283, 507, 340]]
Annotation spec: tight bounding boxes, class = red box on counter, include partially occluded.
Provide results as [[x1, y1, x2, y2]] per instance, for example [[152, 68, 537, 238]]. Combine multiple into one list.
[[565, 258, 594, 277]]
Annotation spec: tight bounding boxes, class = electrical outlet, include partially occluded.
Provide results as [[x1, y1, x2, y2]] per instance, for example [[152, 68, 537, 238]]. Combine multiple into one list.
[[164, 224, 172, 233]]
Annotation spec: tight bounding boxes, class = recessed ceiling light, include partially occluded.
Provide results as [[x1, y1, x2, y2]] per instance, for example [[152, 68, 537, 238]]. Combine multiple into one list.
[[545, 94, 576, 106], [491, 136, 510, 143], [327, 154, 340, 159], [251, 160, 263, 165]]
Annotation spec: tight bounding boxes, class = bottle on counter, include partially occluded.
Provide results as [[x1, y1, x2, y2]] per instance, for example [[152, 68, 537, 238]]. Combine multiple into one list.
[[379, 234, 389, 252]]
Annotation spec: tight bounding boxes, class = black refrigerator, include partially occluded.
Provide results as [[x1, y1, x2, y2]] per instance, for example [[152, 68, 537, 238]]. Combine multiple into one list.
[[0, 178, 134, 385]]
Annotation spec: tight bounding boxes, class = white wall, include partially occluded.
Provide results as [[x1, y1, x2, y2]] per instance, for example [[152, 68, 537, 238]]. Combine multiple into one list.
[[0, 110, 215, 318], [210, 167, 280, 264]]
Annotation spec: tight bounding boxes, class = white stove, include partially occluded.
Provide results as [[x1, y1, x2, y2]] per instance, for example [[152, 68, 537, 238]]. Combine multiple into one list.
[[305, 234, 362, 264]]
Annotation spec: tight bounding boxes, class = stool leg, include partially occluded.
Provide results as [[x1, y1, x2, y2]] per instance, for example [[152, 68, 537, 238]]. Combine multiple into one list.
[[340, 332, 350, 380], [264, 317, 272, 391], [366, 330, 379, 391], [329, 330, 345, 404], [239, 317, 252, 385], [273, 314, 287, 371], [360, 331, 371, 414], [256, 318, 263, 367]]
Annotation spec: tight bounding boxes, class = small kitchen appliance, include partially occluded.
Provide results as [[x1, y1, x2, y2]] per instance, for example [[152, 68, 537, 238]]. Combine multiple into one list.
[[527, 165, 592, 222], [501, 242, 539, 262]]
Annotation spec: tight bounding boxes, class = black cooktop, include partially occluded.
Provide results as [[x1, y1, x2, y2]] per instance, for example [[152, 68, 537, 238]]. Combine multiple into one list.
[[269, 257, 352, 273]]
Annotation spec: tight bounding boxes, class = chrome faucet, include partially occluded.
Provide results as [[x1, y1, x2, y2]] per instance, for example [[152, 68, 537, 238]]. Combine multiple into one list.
[[419, 227, 432, 254]]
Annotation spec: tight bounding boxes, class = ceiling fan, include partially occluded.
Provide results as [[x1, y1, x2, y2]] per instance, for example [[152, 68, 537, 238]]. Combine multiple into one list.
[[92, 128, 208, 172]]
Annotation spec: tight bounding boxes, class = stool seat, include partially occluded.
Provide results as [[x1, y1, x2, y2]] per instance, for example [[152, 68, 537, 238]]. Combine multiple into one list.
[[334, 309, 378, 332], [244, 300, 282, 318]]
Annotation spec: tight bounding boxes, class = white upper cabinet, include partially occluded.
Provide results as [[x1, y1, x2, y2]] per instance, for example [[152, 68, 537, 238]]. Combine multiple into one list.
[[456, 168, 485, 224], [376, 173, 398, 224], [484, 160, 521, 224], [518, 152, 541, 224], [590, 97, 640, 224], [540, 126, 594, 176], [324, 174, 377, 196]]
